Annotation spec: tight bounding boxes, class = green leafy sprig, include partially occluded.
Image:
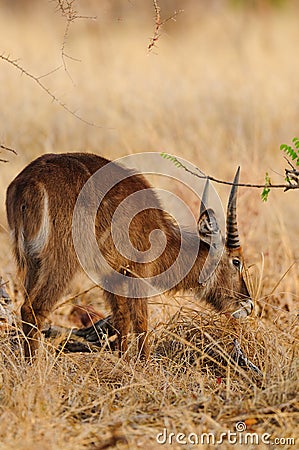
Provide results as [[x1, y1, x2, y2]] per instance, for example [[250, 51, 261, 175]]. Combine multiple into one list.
[[161, 136, 299, 202], [280, 137, 299, 165]]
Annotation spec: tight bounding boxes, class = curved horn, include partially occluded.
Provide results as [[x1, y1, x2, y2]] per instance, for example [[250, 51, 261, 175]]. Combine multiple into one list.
[[199, 178, 209, 218], [226, 167, 241, 249]]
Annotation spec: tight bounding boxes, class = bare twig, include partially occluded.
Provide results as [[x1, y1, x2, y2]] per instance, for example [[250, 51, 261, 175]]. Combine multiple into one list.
[[61, 13, 77, 83], [0, 144, 17, 155], [148, 0, 183, 52], [1, 1, 100, 127], [0, 54, 102, 128], [37, 65, 63, 80], [54, 0, 96, 81], [0, 144, 17, 162]]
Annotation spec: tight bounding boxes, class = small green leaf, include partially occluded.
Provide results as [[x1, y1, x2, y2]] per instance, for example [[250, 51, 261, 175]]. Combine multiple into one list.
[[161, 153, 183, 169], [160, 152, 173, 161], [261, 172, 271, 201], [261, 187, 270, 202]]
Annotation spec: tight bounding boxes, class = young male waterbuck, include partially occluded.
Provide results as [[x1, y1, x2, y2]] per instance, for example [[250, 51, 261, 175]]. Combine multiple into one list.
[[6, 153, 253, 359]]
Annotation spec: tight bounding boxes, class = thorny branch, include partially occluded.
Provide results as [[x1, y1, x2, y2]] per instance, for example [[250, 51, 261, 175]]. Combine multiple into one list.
[[148, 0, 183, 52], [0, 0, 183, 127], [54, 0, 96, 82], [0, 1, 99, 126], [0, 53, 101, 128], [161, 153, 299, 191]]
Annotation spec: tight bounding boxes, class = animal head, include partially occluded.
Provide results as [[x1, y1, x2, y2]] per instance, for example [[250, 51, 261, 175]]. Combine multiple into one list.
[[196, 168, 253, 318]]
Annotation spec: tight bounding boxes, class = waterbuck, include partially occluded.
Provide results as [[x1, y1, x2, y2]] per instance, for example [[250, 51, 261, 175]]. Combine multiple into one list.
[[6, 153, 253, 359]]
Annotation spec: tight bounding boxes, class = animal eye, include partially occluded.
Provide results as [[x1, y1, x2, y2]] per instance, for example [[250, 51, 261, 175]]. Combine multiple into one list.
[[232, 258, 242, 269]]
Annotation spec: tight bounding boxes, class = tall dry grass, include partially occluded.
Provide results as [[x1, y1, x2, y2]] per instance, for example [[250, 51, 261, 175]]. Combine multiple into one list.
[[0, 2, 298, 449]]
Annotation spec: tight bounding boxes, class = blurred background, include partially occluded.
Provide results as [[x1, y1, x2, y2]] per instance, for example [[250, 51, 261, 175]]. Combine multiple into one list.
[[0, 0, 298, 324]]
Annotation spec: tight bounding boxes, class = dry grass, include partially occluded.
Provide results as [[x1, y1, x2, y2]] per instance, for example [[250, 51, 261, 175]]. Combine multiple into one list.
[[0, 2, 298, 449]]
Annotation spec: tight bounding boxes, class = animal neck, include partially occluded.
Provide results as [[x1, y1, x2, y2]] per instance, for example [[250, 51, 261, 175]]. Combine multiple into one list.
[[158, 223, 211, 295]]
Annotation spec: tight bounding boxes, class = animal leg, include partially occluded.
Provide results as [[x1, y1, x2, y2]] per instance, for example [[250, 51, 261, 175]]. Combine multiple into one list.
[[130, 298, 149, 359], [20, 256, 75, 359], [104, 291, 131, 358]]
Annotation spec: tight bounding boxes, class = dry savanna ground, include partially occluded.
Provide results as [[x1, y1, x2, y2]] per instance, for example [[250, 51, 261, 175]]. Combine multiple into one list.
[[0, 1, 298, 449]]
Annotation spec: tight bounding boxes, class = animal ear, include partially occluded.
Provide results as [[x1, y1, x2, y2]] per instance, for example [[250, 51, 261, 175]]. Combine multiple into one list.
[[198, 208, 222, 248]]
